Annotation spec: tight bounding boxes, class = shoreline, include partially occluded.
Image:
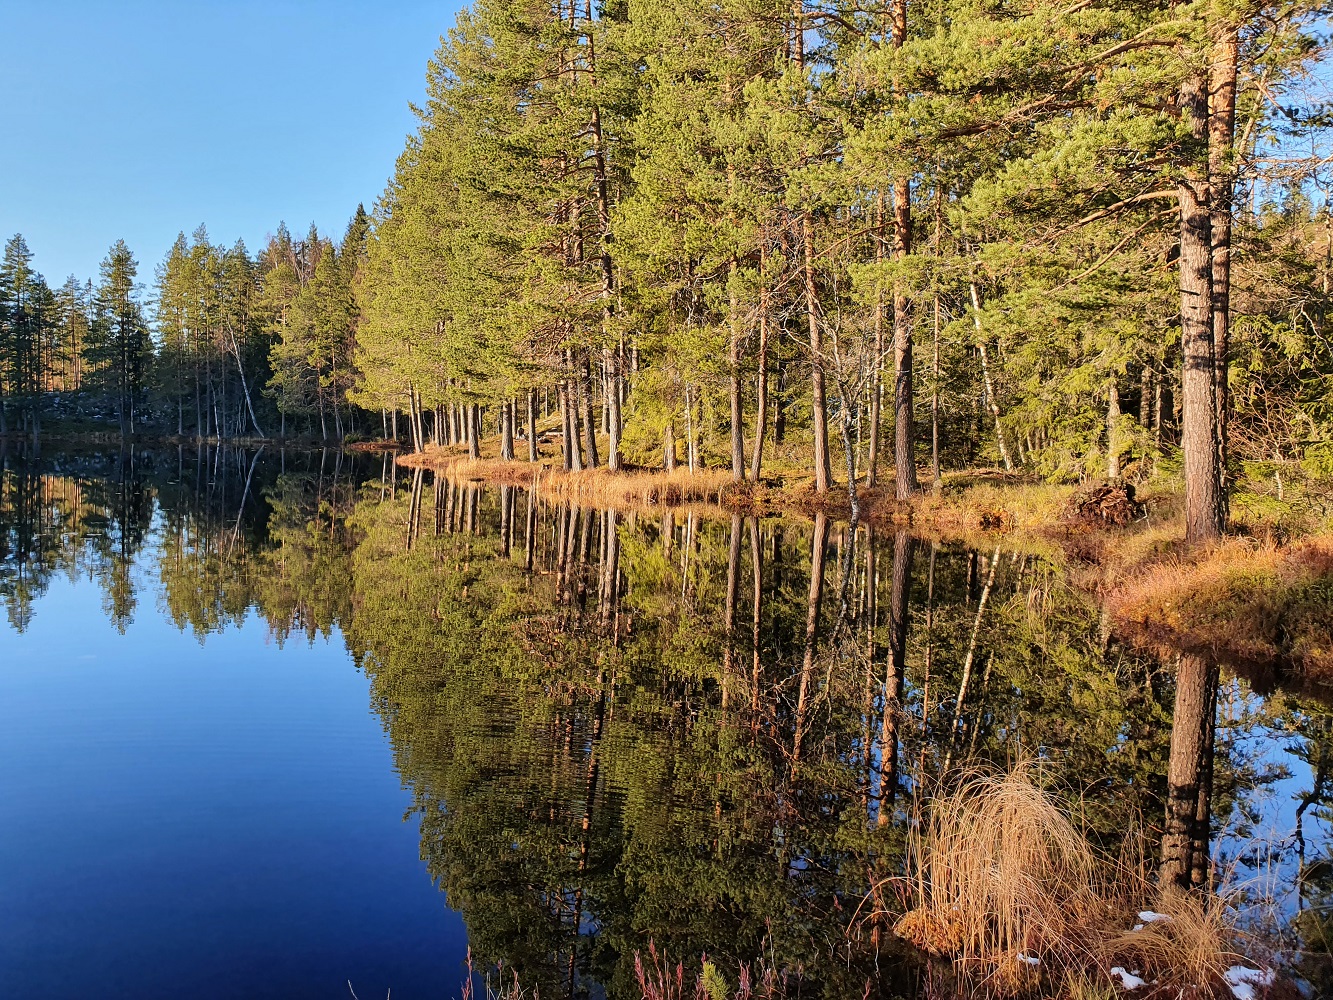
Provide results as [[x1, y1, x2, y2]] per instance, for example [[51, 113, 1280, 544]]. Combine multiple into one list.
[[395, 447, 1333, 699]]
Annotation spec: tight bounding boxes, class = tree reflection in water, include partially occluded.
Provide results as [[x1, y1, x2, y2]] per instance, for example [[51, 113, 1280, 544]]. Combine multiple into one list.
[[1, 448, 1330, 997]]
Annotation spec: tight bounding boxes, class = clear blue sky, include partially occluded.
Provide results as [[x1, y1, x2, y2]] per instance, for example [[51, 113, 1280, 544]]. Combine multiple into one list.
[[0, 0, 464, 286]]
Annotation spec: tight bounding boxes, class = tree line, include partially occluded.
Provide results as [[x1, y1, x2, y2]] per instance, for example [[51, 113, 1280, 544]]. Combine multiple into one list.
[[3, 1, 1331, 543]]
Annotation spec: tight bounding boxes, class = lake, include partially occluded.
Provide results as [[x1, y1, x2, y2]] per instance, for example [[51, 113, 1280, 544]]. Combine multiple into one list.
[[0, 446, 1329, 998]]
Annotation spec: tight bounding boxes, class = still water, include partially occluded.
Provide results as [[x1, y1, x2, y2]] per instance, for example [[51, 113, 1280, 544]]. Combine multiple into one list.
[[0, 447, 1330, 998]]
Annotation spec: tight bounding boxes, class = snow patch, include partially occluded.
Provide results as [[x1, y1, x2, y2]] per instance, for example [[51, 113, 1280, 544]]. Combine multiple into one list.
[[1110, 967, 1147, 990], [1224, 966, 1275, 1000]]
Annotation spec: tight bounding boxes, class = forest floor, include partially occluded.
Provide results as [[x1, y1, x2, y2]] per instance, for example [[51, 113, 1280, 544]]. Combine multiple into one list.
[[397, 439, 1333, 698]]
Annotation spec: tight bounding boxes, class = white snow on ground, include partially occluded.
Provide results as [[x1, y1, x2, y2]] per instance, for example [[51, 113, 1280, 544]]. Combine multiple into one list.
[[1224, 966, 1275, 1000], [1017, 954, 1040, 967], [1131, 910, 1171, 932], [1110, 967, 1147, 990]]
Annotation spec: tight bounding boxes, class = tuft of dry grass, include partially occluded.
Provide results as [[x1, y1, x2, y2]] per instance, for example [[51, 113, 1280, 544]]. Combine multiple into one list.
[[889, 763, 1263, 998], [1097, 891, 1244, 997], [895, 762, 1114, 982]]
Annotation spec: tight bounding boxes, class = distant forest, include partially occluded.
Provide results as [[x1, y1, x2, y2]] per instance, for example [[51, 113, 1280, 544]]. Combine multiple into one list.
[[2, 2, 1331, 540]]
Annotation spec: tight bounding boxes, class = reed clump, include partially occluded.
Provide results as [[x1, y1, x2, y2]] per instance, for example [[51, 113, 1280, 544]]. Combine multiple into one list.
[[895, 764, 1115, 984], [892, 763, 1264, 998]]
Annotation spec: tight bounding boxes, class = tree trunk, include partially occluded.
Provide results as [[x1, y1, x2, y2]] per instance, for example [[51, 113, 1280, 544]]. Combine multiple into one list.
[[728, 257, 746, 482], [1179, 72, 1225, 542], [868, 196, 887, 489], [1210, 26, 1238, 516], [722, 514, 742, 701], [892, 177, 917, 499], [750, 249, 771, 482], [527, 389, 539, 462], [664, 421, 677, 472], [580, 352, 600, 469], [803, 213, 832, 492], [970, 284, 1013, 472], [560, 376, 577, 471], [605, 350, 622, 471], [1107, 379, 1121, 482], [501, 400, 515, 461], [932, 292, 942, 489], [792, 512, 830, 770], [685, 384, 698, 474], [468, 403, 481, 460]]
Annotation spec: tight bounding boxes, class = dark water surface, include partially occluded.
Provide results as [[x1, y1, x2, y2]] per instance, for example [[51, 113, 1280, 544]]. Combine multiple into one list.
[[1, 447, 1330, 998]]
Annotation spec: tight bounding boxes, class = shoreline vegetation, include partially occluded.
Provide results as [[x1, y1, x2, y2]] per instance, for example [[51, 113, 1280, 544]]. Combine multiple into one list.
[[395, 438, 1333, 700]]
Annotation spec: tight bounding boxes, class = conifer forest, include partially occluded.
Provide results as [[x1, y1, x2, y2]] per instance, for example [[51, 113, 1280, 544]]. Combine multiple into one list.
[[1, 3, 1329, 532], [5, 3, 1333, 999]]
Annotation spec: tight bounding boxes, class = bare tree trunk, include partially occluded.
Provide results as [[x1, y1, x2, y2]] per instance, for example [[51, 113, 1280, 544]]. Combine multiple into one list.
[[802, 214, 832, 492], [685, 384, 698, 474], [892, 179, 917, 499], [527, 389, 539, 462], [605, 347, 622, 471], [890, 3, 917, 500], [749, 516, 764, 717], [579, 351, 600, 469], [664, 421, 677, 472], [722, 514, 742, 705], [729, 259, 746, 482], [868, 195, 886, 489], [1210, 26, 1238, 518], [468, 403, 481, 460], [1179, 71, 1225, 542], [944, 546, 1000, 772], [501, 400, 515, 461], [931, 293, 942, 488], [1107, 379, 1121, 481], [750, 250, 771, 481], [970, 284, 1013, 472]]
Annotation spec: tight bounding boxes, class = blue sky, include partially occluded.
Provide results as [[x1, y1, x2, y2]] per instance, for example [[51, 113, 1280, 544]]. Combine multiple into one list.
[[0, 0, 464, 285]]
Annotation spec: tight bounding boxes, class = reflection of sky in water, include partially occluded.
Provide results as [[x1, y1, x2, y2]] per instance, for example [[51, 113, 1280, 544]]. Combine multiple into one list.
[[1214, 687, 1330, 938], [0, 509, 468, 1000]]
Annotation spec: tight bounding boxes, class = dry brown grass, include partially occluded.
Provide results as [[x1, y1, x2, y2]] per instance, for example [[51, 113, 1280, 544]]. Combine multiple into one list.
[[1096, 891, 1244, 998], [1107, 534, 1333, 688], [894, 763, 1117, 985], [397, 448, 734, 510], [889, 763, 1262, 998]]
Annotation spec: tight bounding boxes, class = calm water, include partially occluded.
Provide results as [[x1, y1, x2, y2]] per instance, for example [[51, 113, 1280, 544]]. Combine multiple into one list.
[[1, 447, 1330, 998]]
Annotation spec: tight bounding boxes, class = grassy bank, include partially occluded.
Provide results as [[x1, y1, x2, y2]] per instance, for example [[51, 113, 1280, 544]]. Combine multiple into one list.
[[396, 444, 1333, 696]]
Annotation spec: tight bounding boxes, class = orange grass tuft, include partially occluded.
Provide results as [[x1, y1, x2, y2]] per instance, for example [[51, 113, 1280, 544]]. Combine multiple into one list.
[[889, 763, 1266, 998]]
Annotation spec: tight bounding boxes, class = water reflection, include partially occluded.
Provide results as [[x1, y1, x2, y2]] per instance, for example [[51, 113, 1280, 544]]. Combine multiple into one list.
[[1, 450, 1331, 996]]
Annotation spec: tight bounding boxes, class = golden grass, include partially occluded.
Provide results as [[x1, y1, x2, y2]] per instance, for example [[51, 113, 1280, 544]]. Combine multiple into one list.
[[1096, 891, 1244, 997], [890, 763, 1257, 998], [396, 448, 734, 510], [895, 764, 1115, 981], [1106, 534, 1333, 686]]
